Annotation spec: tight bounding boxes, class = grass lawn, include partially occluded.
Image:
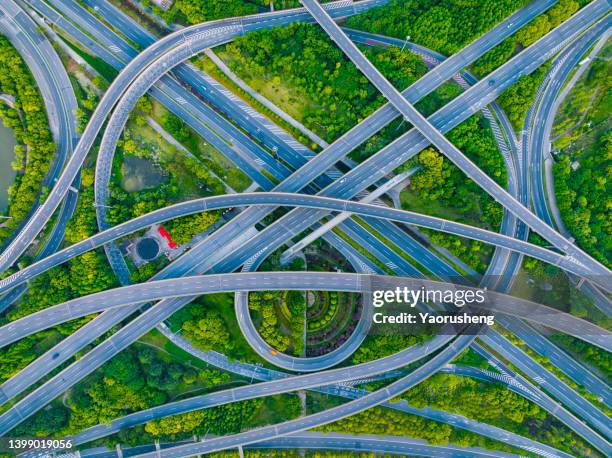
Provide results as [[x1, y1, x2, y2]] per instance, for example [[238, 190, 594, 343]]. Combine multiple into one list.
[[58, 35, 118, 81], [251, 394, 302, 427], [552, 41, 611, 153], [216, 50, 316, 126], [399, 188, 478, 227], [139, 329, 208, 369]]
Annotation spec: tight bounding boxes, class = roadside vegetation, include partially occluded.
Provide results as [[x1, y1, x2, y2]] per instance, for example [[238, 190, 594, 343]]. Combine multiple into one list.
[[472, 0, 583, 77], [0, 75, 228, 393], [0, 36, 57, 243], [4, 1, 609, 454], [10, 343, 268, 445], [498, 65, 549, 130], [552, 45, 611, 266], [346, 0, 529, 57], [105, 98, 228, 245], [396, 113, 506, 273], [318, 404, 531, 456], [169, 292, 265, 363], [550, 334, 611, 381]]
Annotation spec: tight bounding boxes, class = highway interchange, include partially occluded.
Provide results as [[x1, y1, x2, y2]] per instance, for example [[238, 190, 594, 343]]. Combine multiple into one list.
[[0, 0, 610, 457], [75, 0, 611, 384]]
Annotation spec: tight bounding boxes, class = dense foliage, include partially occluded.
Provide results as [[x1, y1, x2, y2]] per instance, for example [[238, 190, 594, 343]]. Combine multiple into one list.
[[498, 66, 548, 130], [285, 290, 306, 355], [320, 405, 522, 453], [344, 0, 584, 133], [0, 35, 56, 242], [351, 335, 421, 364], [409, 116, 506, 217], [64, 350, 169, 432], [345, 0, 528, 56], [183, 309, 233, 353], [144, 399, 263, 438], [553, 54, 611, 266], [221, 22, 426, 141], [172, 0, 257, 23], [554, 141, 611, 266], [249, 291, 291, 352], [406, 374, 543, 424]]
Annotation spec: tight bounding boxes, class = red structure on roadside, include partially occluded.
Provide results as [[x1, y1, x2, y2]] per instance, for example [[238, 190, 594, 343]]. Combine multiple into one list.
[[158, 226, 177, 249]]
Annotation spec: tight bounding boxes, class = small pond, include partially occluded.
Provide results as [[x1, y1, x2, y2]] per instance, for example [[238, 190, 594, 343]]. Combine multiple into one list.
[[121, 155, 166, 192]]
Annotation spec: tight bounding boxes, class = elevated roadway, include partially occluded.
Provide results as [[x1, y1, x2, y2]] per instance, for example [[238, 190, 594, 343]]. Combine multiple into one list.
[[286, 8, 612, 433], [0, 273, 469, 433], [126, 329, 608, 457], [162, 0, 611, 334], [0, 0, 561, 276], [68, 0, 610, 382], [0, 194, 600, 297], [77, 0, 527, 295], [0, 0, 572, 300], [70, 323, 575, 458], [80, 0, 540, 374], [526, 22, 612, 316], [31, 432, 526, 458], [3, 272, 609, 351], [116, 335, 478, 457]]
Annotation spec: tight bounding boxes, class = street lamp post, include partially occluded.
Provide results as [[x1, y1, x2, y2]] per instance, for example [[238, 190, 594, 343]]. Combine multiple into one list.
[[400, 35, 411, 52]]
